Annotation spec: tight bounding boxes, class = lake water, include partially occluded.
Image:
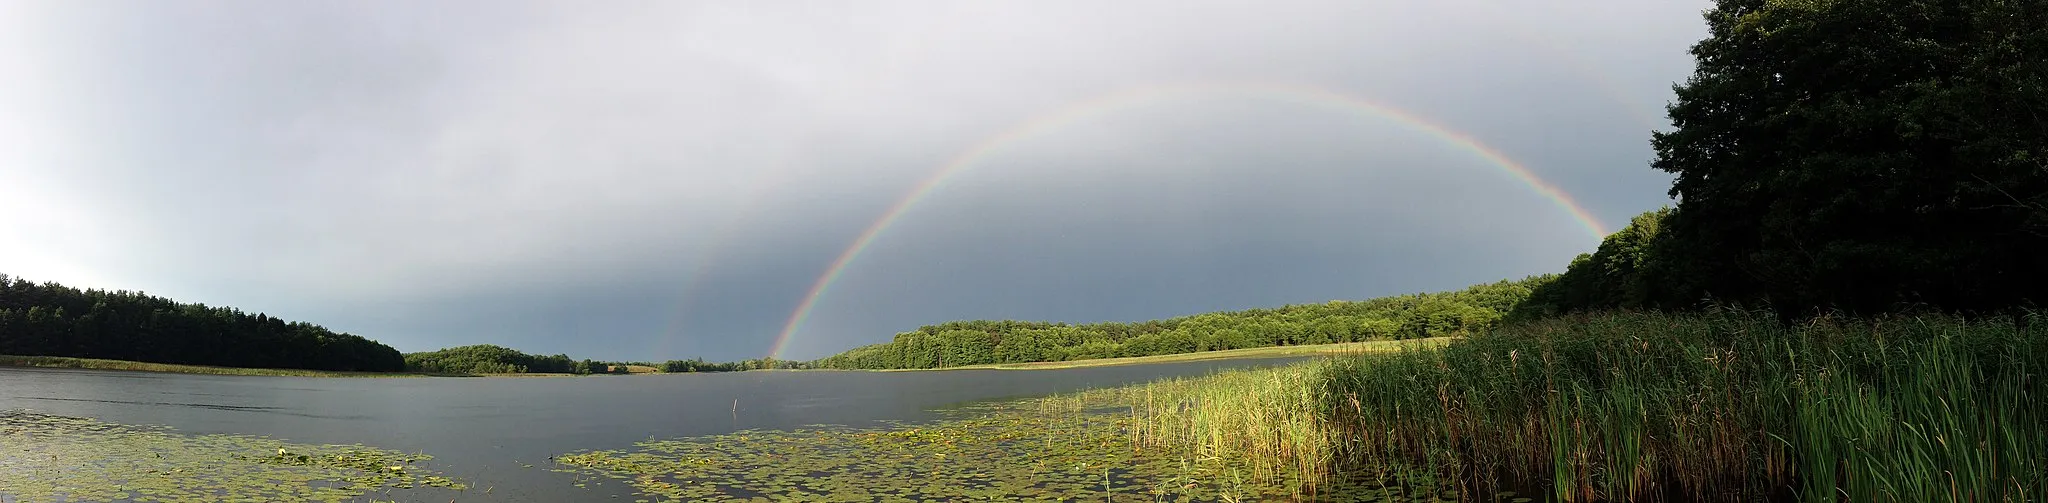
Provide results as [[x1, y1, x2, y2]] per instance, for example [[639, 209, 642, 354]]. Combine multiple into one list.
[[0, 357, 1308, 502]]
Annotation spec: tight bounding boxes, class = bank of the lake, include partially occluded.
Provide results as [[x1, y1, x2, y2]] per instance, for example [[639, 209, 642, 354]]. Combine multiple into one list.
[[0, 354, 423, 377], [0, 355, 659, 378], [866, 337, 1452, 371]]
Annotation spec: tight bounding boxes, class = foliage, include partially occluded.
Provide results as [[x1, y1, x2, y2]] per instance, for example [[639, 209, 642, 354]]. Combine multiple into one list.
[[1645, 0, 2048, 314], [1110, 363, 1344, 487], [0, 273, 404, 372], [1317, 309, 2047, 502], [1512, 208, 1675, 318], [402, 346, 795, 375], [812, 278, 1548, 369], [659, 357, 802, 372], [402, 344, 606, 374]]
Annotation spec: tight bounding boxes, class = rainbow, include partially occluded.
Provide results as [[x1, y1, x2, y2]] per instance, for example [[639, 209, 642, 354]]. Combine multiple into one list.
[[765, 82, 1608, 360]]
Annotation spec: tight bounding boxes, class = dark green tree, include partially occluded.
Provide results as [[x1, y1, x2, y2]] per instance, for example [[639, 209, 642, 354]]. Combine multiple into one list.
[[0, 274, 404, 371], [1650, 0, 2048, 313], [1513, 209, 1675, 318]]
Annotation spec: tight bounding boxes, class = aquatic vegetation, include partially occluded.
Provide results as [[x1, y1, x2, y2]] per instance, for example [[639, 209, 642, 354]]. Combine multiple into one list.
[[1070, 363, 1344, 489], [0, 410, 466, 502], [1322, 310, 2048, 502], [554, 395, 1454, 502]]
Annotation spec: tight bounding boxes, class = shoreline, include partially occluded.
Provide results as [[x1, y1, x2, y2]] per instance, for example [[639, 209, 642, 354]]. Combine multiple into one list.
[[839, 337, 1453, 372], [0, 355, 651, 378]]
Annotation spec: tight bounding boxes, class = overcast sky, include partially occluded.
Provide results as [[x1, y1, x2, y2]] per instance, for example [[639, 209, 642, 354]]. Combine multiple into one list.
[[1, 0, 1710, 361]]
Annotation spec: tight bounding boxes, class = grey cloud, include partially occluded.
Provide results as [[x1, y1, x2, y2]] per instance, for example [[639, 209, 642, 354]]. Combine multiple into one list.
[[2, 0, 1711, 361]]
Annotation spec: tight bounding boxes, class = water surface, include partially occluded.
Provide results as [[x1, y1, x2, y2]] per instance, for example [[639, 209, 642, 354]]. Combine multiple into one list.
[[0, 357, 1306, 502]]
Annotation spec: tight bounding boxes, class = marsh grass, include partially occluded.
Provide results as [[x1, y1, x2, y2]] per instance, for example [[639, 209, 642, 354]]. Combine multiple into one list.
[[1318, 309, 2047, 502], [1040, 363, 1452, 502], [1085, 309, 2046, 502]]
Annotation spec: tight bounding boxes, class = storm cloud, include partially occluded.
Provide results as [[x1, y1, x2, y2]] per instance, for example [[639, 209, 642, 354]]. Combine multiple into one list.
[[1, 0, 1709, 360]]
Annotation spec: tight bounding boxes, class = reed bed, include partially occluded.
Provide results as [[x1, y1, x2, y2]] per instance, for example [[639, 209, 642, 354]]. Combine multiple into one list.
[[1038, 363, 1362, 501], [1322, 309, 2048, 502], [1082, 309, 2047, 502], [1126, 364, 1339, 484]]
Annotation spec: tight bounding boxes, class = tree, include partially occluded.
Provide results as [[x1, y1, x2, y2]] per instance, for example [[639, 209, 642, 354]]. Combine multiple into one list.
[[1512, 209, 1675, 317], [0, 274, 404, 371], [1650, 0, 2048, 314]]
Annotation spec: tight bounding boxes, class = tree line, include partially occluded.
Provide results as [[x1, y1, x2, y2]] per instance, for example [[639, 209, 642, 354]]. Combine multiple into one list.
[[0, 274, 404, 372], [402, 344, 620, 375], [401, 344, 802, 375], [0, 273, 788, 375], [658, 357, 802, 372], [810, 278, 1548, 370]]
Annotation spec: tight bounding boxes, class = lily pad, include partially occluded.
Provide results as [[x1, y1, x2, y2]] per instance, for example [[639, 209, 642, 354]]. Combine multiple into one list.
[[0, 410, 466, 503]]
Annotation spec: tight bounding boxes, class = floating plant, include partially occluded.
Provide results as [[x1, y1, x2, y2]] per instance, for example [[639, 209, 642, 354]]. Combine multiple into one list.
[[0, 410, 466, 503]]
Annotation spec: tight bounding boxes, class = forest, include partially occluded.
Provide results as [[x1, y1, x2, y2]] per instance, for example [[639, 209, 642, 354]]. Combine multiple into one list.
[[401, 344, 796, 375], [0, 274, 404, 372], [402, 344, 619, 375], [811, 277, 1545, 369]]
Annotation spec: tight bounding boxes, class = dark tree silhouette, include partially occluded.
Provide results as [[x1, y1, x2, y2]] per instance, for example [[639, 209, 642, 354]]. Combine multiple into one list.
[[0, 274, 403, 371]]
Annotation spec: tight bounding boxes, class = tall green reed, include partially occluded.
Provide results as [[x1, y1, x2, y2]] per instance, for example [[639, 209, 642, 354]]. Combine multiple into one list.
[[1318, 308, 2047, 502]]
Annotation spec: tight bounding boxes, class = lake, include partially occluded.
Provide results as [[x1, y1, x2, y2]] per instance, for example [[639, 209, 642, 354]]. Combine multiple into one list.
[[0, 357, 1309, 502]]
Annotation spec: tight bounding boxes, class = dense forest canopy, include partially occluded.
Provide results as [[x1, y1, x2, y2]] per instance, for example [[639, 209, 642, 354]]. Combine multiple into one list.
[[0, 273, 404, 372], [1634, 0, 2048, 314], [811, 277, 1548, 369], [402, 344, 613, 375]]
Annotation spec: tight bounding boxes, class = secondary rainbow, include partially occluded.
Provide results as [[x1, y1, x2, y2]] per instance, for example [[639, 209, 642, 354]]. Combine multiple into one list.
[[766, 82, 1609, 361]]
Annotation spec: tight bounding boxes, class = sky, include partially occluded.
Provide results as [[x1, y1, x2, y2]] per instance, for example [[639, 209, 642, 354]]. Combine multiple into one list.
[[0, 0, 1711, 361]]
